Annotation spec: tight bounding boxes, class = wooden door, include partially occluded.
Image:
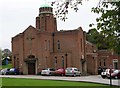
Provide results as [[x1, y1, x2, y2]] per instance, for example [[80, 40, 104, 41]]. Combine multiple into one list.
[[28, 63, 35, 75]]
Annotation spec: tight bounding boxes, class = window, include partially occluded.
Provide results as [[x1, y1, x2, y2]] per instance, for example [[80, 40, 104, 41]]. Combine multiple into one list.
[[45, 40, 47, 50], [114, 62, 118, 69], [113, 59, 118, 69], [49, 68, 55, 71], [55, 57, 57, 63], [57, 40, 60, 50], [99, 60, 101, 66], [48, 40, 50, 51]]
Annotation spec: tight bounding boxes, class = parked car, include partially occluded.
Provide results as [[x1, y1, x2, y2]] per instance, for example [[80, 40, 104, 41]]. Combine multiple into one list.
[[101, 69, 114, 79], [0, 68, 10, 75], [54, 68, 65, 76], [8, 68, 19, 75], [107, 70, 120, 79], [41, 68, 55, 76], [65, 67, 81, 77], [98, 67, 107, 75]]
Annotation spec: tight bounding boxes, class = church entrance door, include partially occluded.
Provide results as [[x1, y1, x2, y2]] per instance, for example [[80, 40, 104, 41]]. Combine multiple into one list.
[[28, 63, 35, 75]]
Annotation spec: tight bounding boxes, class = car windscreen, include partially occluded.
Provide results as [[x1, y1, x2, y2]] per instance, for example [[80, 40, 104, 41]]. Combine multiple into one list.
[[49, 68, 55, 71], [113, 70, 120, 73], [74, 68, 78, 71], [66, 68, 72, 70]]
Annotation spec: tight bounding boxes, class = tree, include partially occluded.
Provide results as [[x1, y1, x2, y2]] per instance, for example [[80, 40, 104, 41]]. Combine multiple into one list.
[[51, 0, 82, 21], [0, 48, 2, 65], [87, 28, 109, 50], [2, 49, 12, 60], [0, 48, 2, 58], [51, 0, 120, 54], [90, 0, 120, 54]]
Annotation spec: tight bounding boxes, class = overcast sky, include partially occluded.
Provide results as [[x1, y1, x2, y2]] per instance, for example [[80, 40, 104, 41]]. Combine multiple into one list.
[[0, 0, 100, 50]]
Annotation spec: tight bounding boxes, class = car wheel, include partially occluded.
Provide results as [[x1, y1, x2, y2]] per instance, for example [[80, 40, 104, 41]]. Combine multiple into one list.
[[61, 74, 63, 76], [101, 76, 106, 79], [49, 72, 52, 76]]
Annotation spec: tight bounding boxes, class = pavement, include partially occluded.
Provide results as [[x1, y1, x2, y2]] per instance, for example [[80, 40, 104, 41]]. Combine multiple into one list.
[[0, 75, 120, 86]]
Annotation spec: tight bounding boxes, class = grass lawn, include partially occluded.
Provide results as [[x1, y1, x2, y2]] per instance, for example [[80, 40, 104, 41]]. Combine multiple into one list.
[[1, 78, 117, 88], [0, 64, 12, 69]]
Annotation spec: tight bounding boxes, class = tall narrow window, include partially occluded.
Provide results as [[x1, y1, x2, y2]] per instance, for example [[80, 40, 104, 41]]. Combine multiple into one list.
[[45, 57, 47, 68], [114, 62, 118, 69], [99, 60, 101, 66], [113, 59, 118, 69], [45, 40, 47, 50], [104, 59, 106, 66], [57, 40, 60, 50]]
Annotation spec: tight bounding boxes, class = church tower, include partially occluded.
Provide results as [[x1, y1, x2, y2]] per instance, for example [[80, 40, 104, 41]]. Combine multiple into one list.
[[36, 4, 57, 32]]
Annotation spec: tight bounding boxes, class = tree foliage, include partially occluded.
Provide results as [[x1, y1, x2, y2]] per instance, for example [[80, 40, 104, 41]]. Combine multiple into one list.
[[51, 0, 83, 21], [86, 28, 109, 50], [2, 49, 12, 59], [0, 48, 2, 59], [90, 0, 120, 54], [51, 0, 120, 54]]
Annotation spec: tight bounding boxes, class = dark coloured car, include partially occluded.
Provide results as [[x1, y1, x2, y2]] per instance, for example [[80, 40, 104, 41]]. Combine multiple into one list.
[[8, 68, 19, 75], [98, 67, 107, 75], [54, 68, 65, 76]]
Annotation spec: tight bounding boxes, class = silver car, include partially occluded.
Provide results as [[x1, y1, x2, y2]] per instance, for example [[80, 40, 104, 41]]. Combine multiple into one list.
[[41, 68, 55, 76], [0, 68, 10, 75], [65, 67, 81, 77]]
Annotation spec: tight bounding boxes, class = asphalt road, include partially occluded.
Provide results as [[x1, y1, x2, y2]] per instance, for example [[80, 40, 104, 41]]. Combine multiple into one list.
[[0, 75, 120, 86]]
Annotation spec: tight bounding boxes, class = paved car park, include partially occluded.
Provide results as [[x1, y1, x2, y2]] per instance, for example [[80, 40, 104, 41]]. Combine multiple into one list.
[[0, 75, 120, 86]]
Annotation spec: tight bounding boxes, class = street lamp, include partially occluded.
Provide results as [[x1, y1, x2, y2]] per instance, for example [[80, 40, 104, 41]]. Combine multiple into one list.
[[109, 65, 112, 86], [65, 53, 68, 68]]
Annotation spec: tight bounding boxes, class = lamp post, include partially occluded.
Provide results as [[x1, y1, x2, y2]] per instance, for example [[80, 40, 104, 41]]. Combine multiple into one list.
[[109, 65, 112, 86], [65, 53, 68, 68]]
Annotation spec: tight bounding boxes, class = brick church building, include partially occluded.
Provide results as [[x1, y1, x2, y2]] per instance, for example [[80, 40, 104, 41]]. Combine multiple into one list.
[[12, 5, 87, 75], [12, 4, 120, 75]]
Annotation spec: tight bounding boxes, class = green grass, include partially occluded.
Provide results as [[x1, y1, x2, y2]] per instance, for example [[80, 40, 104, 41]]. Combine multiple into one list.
[[0, 64, 12, 69], [1, 78, 108, 86]]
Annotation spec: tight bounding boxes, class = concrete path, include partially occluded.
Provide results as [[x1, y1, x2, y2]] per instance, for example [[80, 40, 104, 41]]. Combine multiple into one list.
[[0, 75, 120, 86]]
